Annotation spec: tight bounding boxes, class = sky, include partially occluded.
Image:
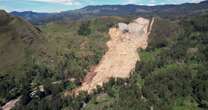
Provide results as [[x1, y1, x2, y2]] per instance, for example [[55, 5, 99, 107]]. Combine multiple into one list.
[[0, 0, 205, 12]]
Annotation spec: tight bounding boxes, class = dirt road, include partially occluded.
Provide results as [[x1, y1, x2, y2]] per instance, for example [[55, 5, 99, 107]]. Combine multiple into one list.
[[65, 17, 154, 95]]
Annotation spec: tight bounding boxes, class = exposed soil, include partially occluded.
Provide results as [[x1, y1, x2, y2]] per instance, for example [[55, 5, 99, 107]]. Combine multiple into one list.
[[65, 17, 155, 95], [1, 97, 20, 110]]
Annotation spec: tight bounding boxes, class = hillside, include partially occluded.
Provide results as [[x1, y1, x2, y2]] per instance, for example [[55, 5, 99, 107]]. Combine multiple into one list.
[[11, 0, 208, 24], [1, 12, 204, 110], [0, 10, 43, 73], [0, 4, 208, 110], [0, 12, 130, 109]]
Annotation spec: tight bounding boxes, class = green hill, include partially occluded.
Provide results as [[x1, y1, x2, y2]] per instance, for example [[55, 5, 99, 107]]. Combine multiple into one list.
[[0, 11, 129, 106], [0, 9, 208, 110], [0, 10, 43, 73]]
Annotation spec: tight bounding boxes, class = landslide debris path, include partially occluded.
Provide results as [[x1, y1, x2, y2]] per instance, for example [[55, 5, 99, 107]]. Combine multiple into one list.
[[66, 17, 155, 95]]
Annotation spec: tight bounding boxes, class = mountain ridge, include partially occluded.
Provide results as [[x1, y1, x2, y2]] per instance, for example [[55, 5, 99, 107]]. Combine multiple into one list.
[[10, 0, 208, 24]]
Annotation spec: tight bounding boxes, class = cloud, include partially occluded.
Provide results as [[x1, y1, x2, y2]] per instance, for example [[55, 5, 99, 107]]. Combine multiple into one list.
[[166, 0, 205, 4], [125, 0, 137, 4], [28, 0, 78, 5], [190, 0, 205, 3]]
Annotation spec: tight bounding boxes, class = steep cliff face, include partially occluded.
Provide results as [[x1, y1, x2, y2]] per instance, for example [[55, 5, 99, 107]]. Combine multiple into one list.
[[66, 17, 154, 95]]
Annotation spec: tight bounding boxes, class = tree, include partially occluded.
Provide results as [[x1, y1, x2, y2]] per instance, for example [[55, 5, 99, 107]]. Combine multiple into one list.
[[192, 70, 208, 108], [78, 21, 91, 36]]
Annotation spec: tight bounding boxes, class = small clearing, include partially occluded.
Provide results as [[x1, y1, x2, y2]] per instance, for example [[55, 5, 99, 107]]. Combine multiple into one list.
[[65, 17, 154, 95]]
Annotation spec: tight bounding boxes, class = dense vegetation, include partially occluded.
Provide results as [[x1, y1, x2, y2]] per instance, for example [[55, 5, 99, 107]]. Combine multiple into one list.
[[1, 10, 208, 110], [0, 15, 129, 108], [91, 14, 208, 110]]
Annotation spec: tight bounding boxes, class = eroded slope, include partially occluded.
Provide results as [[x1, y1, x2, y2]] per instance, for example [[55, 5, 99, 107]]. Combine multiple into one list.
[[65, 17, 154, 95]]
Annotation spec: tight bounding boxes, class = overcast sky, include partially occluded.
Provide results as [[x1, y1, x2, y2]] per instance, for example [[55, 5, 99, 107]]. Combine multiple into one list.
[[0, 0, 205, 12]]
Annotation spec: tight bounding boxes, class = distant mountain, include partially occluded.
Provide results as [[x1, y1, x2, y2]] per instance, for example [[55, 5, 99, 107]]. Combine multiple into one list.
[[0, 10, 43, 72], [11, 0, 208, 24], [10, 11, 55, 24]]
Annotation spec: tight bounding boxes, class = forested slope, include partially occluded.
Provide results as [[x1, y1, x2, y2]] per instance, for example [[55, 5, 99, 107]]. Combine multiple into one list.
[[9, 12, 208, 110], [0, 14, 130, 109]]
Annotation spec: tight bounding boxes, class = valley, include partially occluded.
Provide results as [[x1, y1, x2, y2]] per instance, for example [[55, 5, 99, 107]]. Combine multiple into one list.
[[0, 1, 208, 110]]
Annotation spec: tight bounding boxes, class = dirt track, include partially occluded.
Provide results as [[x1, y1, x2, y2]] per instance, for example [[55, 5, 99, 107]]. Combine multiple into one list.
[[65, 17, 155, 95]]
